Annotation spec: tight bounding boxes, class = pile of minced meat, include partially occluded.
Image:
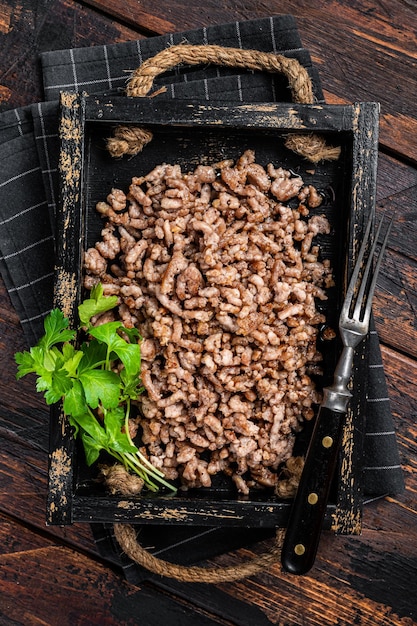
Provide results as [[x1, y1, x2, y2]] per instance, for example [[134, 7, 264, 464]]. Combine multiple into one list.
[[84, 150, 334, 494]]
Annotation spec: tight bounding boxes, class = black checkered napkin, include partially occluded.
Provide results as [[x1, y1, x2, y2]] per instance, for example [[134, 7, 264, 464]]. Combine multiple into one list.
[[0, 113, 54, 343], [363, 328, 403, 494]]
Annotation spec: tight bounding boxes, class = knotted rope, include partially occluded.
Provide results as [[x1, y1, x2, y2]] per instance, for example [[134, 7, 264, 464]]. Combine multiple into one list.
[[107, 43, 340, 163], [103, 457, 304, 583]]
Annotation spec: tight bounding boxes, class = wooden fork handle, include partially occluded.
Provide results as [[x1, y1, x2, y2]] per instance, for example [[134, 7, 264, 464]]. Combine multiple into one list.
[[281, 405, 346, 575]]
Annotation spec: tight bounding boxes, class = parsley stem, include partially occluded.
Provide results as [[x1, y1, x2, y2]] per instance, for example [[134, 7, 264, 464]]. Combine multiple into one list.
[[125, 451, 176, 492], [123, 398, 175, 491], [120, 451, 159, 492], [108, 448, 154, 489]]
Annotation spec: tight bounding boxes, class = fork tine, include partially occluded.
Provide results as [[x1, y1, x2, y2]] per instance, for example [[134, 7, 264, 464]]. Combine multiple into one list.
[[349, 214, 393, 325], [341, 213, 373, 320], [352, 215, 384, 321], [359, 214, 393, 325]]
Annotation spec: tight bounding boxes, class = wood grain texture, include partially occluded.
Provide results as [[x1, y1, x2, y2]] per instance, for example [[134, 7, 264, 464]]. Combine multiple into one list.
[[0, 0, 142, 111], [0, 426, 98, 554], [373, 171, 417, 358], [382, 346, 417, 489], [0, 514, 233, 626]]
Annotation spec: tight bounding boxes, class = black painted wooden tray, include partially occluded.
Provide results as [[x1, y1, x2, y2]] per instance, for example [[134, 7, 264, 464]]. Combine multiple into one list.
[[47, 93, 379, 535]]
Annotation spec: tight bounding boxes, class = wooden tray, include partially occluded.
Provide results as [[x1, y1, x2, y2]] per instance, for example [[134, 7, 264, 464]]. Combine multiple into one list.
[[47, 93, 379, 535]]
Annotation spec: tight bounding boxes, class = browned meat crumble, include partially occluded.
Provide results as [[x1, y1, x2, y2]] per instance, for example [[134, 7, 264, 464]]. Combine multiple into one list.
[[84, 150, 334, 494]]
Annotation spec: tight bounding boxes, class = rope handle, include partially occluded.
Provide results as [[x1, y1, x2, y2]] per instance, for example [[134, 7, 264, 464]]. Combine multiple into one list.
[[114, 524, 284, 583], [126, 43, 314, 102], [103, 459, 303, 583], [107, 43, 341, 163]]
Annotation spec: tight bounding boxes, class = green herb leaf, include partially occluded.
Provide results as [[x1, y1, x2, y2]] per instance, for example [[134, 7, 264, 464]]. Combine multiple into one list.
[[70, 410, 108, 448], [79, 369, 120, 409], [61, 344, 84, 377], [121, 326, 141, 343], [44, 367, 73, 405], [63, 379, 88, 418], [104, 407, 138, 454], [87, 320, 123, 345], [89, 322, 141, 377], [38, 308, 76, 350], [112, 342, 141, 378], [78, 283, 118, 327], [78, 339, 107, 373], [80, 432, 102, 466], [15, 350, 37, 378], [120, 367, 144, 402], [14, 282, 176, 493]]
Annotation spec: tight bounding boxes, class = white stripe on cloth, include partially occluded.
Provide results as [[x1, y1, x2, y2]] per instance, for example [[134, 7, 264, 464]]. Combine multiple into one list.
[[69, 48, 79, 91], [363, 465, 402, 471], [1, 235, 54, 260], [8, 271, 54, 292], [0, 166, 41, 189], [103, 45, 113, 90], [0, 200, 46, 226], [20, 309, 52, 325], [36, 103, 56, 216], [365, 431, 396, 437], [235, 20, 243, 48]]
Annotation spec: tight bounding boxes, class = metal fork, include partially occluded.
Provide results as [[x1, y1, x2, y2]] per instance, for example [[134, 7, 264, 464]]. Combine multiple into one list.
[[281, 213, 393, 575]]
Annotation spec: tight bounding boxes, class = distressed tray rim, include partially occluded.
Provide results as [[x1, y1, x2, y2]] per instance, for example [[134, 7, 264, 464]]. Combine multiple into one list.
[[47, 93, 379, 534]]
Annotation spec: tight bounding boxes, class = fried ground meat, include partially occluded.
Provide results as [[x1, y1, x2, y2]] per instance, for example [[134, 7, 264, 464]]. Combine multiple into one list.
[[84, 150, 333, 494]]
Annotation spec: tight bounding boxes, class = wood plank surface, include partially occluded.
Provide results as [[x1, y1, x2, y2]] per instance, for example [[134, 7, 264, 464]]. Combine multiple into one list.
[[81, 0, 417, 163], [0, 0, 416, 625], [0, 513, 236, 626], [0, 0, 142, 110]]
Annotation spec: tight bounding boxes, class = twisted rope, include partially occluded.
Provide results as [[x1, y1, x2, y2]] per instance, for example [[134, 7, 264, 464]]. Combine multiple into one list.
[[107, 43, 340, 163], [126, 44, 314, 102], [114, 523, 285, 583], [102, 458, 303, 583]]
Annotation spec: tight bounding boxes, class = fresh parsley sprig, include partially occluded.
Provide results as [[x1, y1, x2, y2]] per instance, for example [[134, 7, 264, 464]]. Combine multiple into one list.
[[15, 283, 176, 493]]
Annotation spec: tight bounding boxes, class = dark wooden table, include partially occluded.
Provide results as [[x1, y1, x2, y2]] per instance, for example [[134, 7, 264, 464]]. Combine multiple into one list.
[[1, 2, 416, 625]]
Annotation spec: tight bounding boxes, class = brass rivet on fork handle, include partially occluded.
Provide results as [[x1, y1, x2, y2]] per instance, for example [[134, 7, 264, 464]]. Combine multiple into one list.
[[281, 214, 393, 576]]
